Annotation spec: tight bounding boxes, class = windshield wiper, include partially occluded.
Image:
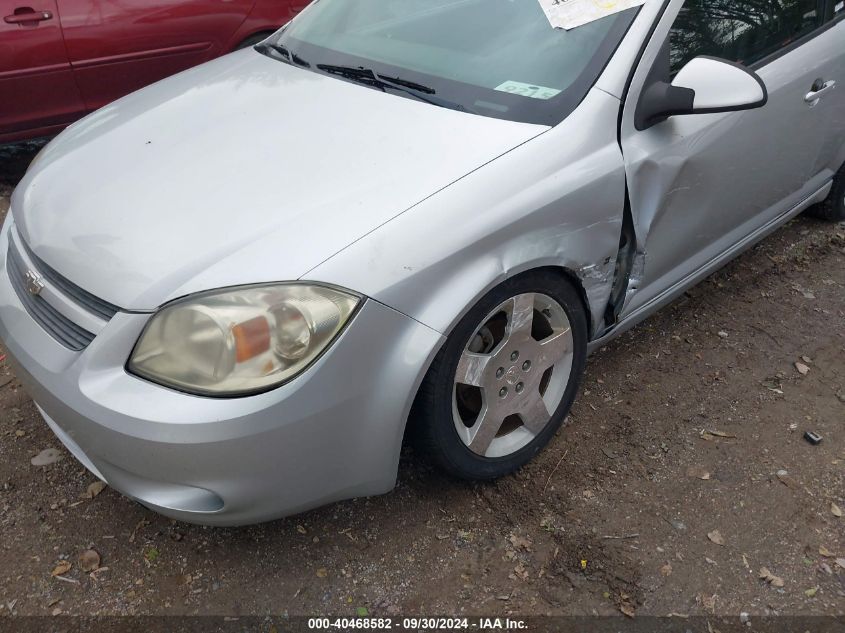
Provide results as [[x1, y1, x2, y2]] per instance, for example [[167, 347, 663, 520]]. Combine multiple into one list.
[[254, 42, 310, 68], [315, 64, 472, 114]]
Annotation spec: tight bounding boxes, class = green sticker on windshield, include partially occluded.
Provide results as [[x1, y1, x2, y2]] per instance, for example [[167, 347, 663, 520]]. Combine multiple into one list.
[[495, 81, 561, 100]]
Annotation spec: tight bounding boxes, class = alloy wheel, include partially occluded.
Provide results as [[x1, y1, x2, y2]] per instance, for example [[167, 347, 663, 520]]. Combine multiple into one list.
[[452, 292, 573, 458]]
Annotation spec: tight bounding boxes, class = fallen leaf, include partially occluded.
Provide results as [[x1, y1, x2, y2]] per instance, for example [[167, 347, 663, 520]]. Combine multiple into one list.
[[296, 525, 307, 535], [85, 481, 106, 499], [51, 561, 71, 577], [794, 362, 810, 376], [687, 466, 711, 480], [759, 567, 784, 588], [512, 563, 529, 581], [761, 378, 783, 391], [707, 530, 725, 546], [356, 607, 369, 617], [619, 604, 636, 618], [78, 550, 100, 573], [701, 430, 737, 441], [835, 558, 845, 569], [31, 448, 63, 467], [804, 587, 818, 598], [316, 568, 328, 578], [89, 566, 109, 580], [660, 563, 673, 577], [508, 534, 533, 551], [832, 503, 842, 518], [776, 470, 801, 490], [129, 519, 149, 544], [819, 546, 835, 558], [697, 593, 717, 613], [143, 547, 159, 564], [601, 446, 620, 460]]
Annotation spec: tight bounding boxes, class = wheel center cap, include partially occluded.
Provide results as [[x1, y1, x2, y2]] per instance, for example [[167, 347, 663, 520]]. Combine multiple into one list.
[[504, 366, 520, 385]]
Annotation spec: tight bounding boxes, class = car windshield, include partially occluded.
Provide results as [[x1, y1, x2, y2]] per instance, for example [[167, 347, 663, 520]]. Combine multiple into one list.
[[258, 0, 638, 126]]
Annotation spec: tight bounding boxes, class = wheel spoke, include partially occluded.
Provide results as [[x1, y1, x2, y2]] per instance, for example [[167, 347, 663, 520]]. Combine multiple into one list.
[[455, 351, 492, 387], [518, 393, 552, 435], [535, 327, 571, 372], [467, 405, 504, 456], [504, 293, 535, 342]]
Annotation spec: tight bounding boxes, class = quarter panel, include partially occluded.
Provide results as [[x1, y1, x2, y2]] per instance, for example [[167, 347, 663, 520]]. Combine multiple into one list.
[[307, 89, 626, 339]]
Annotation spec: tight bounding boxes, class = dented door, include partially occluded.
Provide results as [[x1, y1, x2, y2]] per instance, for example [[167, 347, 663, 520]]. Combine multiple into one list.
[[618, 0, 833, 317]]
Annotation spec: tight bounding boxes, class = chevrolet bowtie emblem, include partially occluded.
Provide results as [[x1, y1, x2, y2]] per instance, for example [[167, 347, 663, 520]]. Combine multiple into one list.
[[24, 270, 45, 296]]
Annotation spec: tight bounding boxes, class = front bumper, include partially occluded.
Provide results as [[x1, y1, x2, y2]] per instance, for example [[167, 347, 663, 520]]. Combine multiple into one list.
[[0, 218, 443, 525]]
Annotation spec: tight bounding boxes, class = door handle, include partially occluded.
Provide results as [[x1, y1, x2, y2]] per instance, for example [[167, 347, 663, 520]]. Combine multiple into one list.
[[805, 79, 836, 106], [4, 9, 53, 24]]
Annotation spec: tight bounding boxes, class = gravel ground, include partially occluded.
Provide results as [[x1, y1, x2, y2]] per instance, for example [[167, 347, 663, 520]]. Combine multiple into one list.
[[0, 141, 843, 619]]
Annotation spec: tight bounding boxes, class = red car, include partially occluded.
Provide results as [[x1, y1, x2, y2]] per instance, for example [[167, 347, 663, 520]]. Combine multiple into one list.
[[0, 0, 306, 144]]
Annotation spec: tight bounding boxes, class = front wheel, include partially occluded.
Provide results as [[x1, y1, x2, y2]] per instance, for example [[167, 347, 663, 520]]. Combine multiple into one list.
[[413, 270, 588, 480]]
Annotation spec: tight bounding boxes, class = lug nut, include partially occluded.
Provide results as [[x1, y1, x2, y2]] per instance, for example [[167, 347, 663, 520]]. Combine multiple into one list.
[[515, 382, 524, 394], [499, 387, 508, 398], [522, 360, 531, 371], [496, 367, 505, 379], [510, 351, 519, 361]]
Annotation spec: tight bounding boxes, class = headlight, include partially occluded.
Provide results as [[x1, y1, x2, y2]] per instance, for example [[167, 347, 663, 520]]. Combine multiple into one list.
[[128, 284, 360, 396]]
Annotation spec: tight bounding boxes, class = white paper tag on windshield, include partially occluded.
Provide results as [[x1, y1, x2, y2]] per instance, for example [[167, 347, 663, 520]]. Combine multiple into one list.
[[495, 81, 561, 100], [538, 0, 646, 30]]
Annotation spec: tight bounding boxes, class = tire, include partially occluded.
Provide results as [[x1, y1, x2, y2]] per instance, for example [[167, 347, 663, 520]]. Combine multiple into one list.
[[808, 163, 845, 222], [412, 270, 588, 480]]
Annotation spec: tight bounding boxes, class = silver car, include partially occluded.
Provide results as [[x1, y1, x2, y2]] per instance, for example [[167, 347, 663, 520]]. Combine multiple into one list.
[[2, 0, 843, 526]]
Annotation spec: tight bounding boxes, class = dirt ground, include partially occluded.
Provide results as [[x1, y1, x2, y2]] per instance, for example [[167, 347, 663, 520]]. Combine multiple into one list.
[[0, 140, 843, 620]]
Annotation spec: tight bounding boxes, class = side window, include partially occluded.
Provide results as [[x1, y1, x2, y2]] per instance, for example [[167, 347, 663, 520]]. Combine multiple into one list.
[[669, 0, 826, 74]]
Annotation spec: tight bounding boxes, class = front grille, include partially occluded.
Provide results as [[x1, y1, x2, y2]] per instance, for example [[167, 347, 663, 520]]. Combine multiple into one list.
[[19, 239, 119, 320], [7, 239, 95, 351]]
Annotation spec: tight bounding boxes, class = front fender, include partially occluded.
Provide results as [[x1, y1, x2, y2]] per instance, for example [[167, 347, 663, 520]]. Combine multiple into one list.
[[307, 89, 626, 342]]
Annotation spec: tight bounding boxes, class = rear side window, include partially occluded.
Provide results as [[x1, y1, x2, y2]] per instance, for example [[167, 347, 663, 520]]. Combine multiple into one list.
[[669, 0, 826, 74]]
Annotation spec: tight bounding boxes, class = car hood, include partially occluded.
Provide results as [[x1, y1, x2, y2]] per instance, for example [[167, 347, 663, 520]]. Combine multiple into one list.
[[13, 50, 544, 311]]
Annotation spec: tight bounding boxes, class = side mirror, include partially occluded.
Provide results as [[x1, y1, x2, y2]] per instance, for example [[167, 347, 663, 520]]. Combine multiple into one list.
[[635, 56, 768, 130]]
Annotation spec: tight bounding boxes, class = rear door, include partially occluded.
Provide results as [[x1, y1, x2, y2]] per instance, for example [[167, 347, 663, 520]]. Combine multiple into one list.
[[59, 0, 254, 112], [0, 1, 85, 142], [618, 0, 836, 317]]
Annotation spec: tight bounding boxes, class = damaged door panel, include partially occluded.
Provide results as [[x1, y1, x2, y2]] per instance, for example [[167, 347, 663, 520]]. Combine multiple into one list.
[[616, 0, 837, 320]]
